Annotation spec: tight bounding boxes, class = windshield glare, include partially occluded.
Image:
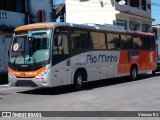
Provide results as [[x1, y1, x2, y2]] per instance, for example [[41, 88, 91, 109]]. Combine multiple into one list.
[[10, 29, 51, 65]]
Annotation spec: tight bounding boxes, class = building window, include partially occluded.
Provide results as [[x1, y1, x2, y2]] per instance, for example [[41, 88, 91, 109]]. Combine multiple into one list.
[[36, 10, 46, 23], [130, 0, 139, 8], [0, 11, 7, 19], [129, 21, 140, 31], [116, 19, 127, 30], [147, 4, 151, 9], [142, 0, 146, 10], [142, 24, 150, 32]]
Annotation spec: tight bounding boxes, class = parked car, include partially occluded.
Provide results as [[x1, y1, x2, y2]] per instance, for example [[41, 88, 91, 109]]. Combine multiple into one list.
[[152, 57, 160, 74]]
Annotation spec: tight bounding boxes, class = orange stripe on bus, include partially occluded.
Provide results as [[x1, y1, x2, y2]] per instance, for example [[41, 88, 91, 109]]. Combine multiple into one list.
[[138, 32, 154, 36], [8, 67, 46, 78], [118, 50, 157, 74], [14, 24, 54, 31]]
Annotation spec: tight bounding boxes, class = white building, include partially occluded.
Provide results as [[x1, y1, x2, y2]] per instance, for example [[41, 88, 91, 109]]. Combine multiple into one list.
[[0, 0, 53, 81], [65, 0, 154, 32]]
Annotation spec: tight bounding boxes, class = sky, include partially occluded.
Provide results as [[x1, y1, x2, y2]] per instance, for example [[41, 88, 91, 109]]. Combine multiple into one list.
[[152, 0, 160, 25], [54, 0, 160, 25]]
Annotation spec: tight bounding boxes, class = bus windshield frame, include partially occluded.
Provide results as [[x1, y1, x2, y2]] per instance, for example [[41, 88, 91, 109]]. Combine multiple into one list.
[[9, 28, 52, 65]]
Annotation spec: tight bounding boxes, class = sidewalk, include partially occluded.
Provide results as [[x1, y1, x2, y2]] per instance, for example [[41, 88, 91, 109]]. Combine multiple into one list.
[[0, 84, 10, 89]]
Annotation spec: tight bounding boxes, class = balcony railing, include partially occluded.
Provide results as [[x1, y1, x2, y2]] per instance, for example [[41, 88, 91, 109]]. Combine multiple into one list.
[[0, 10, 25, 28]]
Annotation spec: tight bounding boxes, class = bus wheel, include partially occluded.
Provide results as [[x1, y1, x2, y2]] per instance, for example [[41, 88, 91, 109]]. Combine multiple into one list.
[[152, 71, 156, 75], [73, 72, 83, 90], [130, 66, 138, 80]]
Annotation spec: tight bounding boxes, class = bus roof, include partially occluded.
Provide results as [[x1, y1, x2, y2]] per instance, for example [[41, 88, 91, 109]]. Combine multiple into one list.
[[14, 22, 155, 36], [14, 23, 54, 31]]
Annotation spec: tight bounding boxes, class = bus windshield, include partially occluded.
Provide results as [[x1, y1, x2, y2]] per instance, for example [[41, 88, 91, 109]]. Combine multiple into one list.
[[10, 29, 51, 65]]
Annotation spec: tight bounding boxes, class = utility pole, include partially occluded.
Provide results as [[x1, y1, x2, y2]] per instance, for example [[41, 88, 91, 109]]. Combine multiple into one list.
[[25, 0, 30, 24]]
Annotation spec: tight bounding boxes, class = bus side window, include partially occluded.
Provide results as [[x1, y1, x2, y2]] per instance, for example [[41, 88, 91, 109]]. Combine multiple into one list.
[[107, 33, 115, 49], [150, 36, 155, 50], [71, 30, 90, 49], [120, 34, 132, 49], [61, 34, 69, 54], [53, 34, 69, 54], [91, 32, 106, 49], [142, 36, 150, 50], [133, 36, 142, 49], [114, 34, 120, 49]]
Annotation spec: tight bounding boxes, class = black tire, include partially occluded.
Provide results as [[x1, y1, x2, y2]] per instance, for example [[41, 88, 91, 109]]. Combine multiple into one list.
[[73, 72, 83, 90], [130, 66, 138, 80], [152, 71, 156, 75]]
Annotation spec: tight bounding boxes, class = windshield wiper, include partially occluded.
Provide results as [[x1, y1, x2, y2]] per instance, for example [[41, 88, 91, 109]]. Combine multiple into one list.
[[32, 55, 37, 66], [13, 56, 17, 66]]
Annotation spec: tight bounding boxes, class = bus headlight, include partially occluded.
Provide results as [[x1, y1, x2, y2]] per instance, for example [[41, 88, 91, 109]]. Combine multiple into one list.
[[8, 72, 15, 78], [38, 70, 48, 77]]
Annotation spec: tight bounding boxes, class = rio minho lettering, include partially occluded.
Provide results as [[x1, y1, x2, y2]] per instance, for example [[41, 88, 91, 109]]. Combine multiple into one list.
[[87, 54, 118, 64]]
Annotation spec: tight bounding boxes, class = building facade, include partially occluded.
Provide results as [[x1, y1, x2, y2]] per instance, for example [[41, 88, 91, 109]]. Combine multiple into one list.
[[0, 0, 53, 79], [65, 0, 154, 32]]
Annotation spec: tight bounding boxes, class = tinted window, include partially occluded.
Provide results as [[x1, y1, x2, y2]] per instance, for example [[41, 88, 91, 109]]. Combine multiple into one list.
[[53, 33, 69, 54], [114, 34, 120, 49], [141, 36, 150, 50], [107, 33, 114, 49], [91, 32, 106, 49], [150, 36, 155, 50], [133, 36, 142, 49], [71, 30, 90, 49], [107, 33, 120, 49], [120, 34, 132, 49]]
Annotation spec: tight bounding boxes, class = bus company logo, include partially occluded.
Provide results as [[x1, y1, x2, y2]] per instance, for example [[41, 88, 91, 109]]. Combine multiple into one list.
[[87, 54, 118, 64], [2, 112, 11, 117], [21, 65, 28, 67], [20, 72, 27, 77]]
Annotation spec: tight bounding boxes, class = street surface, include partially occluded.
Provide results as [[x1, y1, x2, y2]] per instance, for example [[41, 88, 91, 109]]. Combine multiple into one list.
[[0, 72, 160, 120]]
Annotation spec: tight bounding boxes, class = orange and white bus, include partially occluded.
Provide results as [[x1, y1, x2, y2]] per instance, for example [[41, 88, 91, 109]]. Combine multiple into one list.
[[8, 22, 157, 90]]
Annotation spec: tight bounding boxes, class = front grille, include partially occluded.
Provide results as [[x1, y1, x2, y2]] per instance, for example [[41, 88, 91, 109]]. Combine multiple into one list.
[[15, 80, 37, 87]]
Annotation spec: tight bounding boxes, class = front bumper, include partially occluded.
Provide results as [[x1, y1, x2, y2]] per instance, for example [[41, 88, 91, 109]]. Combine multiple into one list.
[[8, 73, 51, 88]]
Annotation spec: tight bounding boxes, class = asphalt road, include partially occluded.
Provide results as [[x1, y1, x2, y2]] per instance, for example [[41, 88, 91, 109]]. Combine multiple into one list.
[[0, 73, 160, 120]]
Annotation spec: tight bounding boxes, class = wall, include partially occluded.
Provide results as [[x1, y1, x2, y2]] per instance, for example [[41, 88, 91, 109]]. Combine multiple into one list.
[[0, 32, 12, 74], [116, 12, 152, 31], [65, 0, 119, 24], [115, 0, 152, 32], [0, 10, 25, 28], [29, 0, 53, 22], [115, 0, 151, 18]]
